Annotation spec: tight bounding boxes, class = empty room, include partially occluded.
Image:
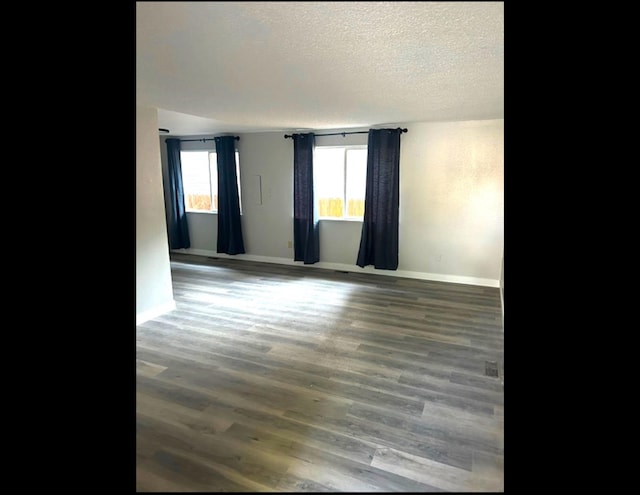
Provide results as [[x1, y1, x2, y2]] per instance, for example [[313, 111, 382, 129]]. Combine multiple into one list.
[[136, 1, 504, 492]]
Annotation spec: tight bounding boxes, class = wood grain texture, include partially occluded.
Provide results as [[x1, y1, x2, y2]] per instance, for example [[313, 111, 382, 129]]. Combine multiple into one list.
[[136, 253, 504, 492]]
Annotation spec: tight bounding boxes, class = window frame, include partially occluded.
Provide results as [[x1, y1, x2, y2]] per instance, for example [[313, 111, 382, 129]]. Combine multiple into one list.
[[314, 144, 367, 221], [180, 149, 241, 215]]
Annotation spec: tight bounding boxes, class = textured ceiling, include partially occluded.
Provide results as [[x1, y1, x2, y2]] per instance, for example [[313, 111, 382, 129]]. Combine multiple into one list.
[[137, 1, 504, 135]]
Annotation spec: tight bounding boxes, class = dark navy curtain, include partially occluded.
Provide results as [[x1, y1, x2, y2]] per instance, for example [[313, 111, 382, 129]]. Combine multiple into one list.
[[164, 138, 191, 249], [356, 128, 402, 270], [215, 136, 245, 255], [293, 133, 320, 264]]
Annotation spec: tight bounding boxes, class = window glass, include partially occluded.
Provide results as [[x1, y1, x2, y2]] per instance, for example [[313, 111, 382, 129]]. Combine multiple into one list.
[[315, 146, 366, 220], [180, 151, 241, 213]]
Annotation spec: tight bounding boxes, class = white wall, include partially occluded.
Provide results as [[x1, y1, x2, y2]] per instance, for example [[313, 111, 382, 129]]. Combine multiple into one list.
[[399, 120, 504, 282], [137, 106, 175, 324], [161, 119, 503, 286]]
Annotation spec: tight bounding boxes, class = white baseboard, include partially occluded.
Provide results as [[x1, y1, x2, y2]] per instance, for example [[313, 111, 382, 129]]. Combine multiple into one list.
[[171, 248, 500, 288], [136, 300, 176, 326]]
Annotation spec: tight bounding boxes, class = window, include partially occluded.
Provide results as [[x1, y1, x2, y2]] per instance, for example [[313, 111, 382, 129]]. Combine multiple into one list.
[[314, 146, 367, 220], [180, 151, 241, 213]]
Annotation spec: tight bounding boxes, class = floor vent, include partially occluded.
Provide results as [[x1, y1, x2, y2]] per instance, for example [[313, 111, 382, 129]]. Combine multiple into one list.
[[485, 361, 499, 378]]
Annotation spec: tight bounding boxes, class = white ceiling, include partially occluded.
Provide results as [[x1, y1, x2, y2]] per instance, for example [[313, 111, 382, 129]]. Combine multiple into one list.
[[137, 1, 504, 136]]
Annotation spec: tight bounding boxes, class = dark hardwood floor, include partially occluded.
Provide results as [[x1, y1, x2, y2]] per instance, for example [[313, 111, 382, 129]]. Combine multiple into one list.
[[136, 253, 504, 492]]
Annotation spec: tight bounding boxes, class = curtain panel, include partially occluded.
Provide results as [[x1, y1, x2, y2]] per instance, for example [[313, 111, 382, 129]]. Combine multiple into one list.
[[164, 138, 191, 249], [215, 136, 245, 255], [356, 128, 402, 270], [292, 133, 320, 264]]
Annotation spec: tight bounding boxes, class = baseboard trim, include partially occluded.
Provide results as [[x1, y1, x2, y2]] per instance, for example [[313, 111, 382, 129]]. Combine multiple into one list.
[[136, 300, 176, 326], [171, 248, 500, 288]]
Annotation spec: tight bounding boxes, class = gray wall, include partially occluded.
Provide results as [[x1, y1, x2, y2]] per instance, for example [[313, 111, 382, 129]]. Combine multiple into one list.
[[160, 119, 504, 286], [137, 105, 175, 323]]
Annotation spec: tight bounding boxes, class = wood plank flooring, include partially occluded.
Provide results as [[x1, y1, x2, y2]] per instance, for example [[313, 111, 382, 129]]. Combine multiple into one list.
[[136, 253, 504, 492]]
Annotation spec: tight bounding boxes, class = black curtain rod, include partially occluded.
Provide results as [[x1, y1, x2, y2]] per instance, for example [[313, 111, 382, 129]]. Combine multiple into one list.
[[177, 136, 240, 142], [284, 128, 408, 139]]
